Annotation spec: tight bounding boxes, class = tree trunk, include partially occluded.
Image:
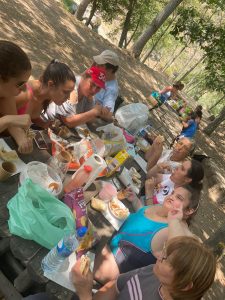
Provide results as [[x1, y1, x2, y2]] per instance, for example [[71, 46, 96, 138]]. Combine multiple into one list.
[[85, 0, 97, 26], [186, 78, 205, 94], [131, 0, 184, 58], [118, 0, 136, 48], [142, 15, 177, 64], [203, 105, 225, 135], [75, 0, 92, 21], [209, 95, 225, 111], [177, 56, 205, 82], [174, 49, 197, 80], [163, 45, 186, 71], [125, 15, 141, 48]]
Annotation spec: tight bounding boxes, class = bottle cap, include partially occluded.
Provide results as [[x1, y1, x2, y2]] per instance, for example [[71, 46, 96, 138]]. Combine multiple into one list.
[[76, 226, 88, 237], [84, 165, 92, 172]]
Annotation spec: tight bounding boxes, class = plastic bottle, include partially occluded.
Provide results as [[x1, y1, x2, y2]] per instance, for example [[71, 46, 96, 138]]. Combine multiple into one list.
[[41, 227, 87, 273], [64, 165, 92, 193]]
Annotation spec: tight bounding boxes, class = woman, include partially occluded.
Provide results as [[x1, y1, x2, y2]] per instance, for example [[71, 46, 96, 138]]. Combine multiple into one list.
[[16, 59, 76, 128], [146, 159, 204, 205], [93, 184, 202, 284], [72, 236, 216, 300], [43, 66, 106, 127], [0, 40, 33, 153], [149, 81, 184, 109]]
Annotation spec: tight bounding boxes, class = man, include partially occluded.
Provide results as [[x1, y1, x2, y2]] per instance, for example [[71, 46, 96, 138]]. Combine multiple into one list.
[[44, 66, 106, 127], [93, 50, 119, 120], [145, 136, 194, 173]]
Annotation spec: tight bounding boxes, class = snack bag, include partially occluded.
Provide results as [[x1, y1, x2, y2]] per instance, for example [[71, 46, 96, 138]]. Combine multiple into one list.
[[63, 187, 88, 228]]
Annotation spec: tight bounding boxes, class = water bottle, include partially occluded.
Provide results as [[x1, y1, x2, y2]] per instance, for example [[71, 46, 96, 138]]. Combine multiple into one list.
[[41, 227, 87, 273]]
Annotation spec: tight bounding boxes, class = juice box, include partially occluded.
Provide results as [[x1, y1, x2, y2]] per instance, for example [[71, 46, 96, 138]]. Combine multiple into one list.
[[106, 150, 130, 177]]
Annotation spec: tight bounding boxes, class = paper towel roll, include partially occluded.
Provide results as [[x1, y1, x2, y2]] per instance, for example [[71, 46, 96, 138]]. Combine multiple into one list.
[[71, 154, 107, 191]]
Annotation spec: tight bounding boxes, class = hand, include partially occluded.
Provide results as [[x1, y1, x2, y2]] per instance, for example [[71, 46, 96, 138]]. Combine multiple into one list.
[[153, 135, 164, 146], [101, 106, 111, 116], [157, 162, 171, 174], [71, 259, 93, 300], [145, 177, 157, 190], [125, 187, 139, 203], [7, 114, 31, 129], [93, 103, 103, 116], [18, 136, 33, 154], [167, 203, 183, 222]]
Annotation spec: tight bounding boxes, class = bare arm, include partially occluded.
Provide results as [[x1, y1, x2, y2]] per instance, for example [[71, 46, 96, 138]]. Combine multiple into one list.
[[145, 136, 164, 169], [182, 121, 189, 128], [61, 105, 102, 128], [159, 86, 172, 94], [1, 98, 33, 153]]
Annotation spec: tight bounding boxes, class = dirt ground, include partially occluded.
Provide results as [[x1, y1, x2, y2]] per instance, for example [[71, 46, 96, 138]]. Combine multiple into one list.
[[0, 0, 224, 299]]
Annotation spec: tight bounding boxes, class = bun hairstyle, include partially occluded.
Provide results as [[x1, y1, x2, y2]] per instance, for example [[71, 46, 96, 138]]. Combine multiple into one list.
[[41, 59, 75, 87], [41, 59, 75, 112], [0, 40, 31, 81]]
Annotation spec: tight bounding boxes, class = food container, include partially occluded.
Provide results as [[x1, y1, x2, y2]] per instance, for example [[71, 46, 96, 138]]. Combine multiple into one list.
[[19, 161, 63, 197]]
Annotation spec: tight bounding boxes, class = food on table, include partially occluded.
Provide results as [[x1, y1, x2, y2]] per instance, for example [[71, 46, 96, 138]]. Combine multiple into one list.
[[91, 197, 106, 212], [117, 189, 127, 200], [26, 129, 36, 139], [109, 198, 129, 220], [80, 255, 91, 276], [0, 148, 19, 161], [58, 126, 74, 139], [48, 182, 59, 191]]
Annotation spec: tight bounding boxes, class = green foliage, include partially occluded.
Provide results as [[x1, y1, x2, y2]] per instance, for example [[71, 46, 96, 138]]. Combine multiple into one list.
[[62, 0, 74, 12]]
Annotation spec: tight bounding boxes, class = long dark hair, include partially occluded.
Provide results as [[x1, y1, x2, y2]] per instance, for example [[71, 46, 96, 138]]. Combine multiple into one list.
[[41, 59, 75, 112], [0, 40, 31, 81], [187, 159, 204, 188]]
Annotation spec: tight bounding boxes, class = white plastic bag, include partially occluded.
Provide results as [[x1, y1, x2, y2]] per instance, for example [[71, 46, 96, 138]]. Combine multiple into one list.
[[96, 123, 126, 156], [115, 103, 149, 134]]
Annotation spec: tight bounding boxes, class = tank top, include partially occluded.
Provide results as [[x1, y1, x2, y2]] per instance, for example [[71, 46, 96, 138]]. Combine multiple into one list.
[[110, 206, 168, 255]]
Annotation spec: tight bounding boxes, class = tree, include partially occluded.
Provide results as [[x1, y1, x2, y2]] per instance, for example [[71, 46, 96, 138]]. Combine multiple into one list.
[[209, 95, 225, 111], [203, 105, 225, 135], [75, 0, 92, 21], [131, 0, 184, 58]]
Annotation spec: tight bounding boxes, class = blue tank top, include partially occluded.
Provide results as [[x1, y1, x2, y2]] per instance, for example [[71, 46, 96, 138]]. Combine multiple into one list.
[[110, 206, 168, 255]]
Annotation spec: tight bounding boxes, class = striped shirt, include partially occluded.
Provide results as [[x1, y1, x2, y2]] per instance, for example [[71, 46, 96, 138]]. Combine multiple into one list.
[[117, 265, 162, 300]]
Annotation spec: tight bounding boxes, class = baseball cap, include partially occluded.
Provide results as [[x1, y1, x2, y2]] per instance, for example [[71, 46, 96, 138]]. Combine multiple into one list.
[[86, 66, 106, 89], [93, 50, 119, 66]]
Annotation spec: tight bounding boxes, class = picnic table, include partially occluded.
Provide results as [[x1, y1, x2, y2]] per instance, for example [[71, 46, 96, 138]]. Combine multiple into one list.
[[0, 130, 147, 299]]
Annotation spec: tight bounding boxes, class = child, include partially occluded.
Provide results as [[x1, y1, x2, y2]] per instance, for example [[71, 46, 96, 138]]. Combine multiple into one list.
[[179, 112, 200, 138]]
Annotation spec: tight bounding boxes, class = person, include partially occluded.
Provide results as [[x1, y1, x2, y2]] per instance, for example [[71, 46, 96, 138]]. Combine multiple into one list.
[[145, 159, 204, 205], [194, 104, 203, 119], [0, 40, 33, 153], [71, 236, 216, 300], [179, 112, 201, 139], [145, 135, 193, 171], [93, 184, 202, 284], [44, 66, 106, 127], [149, 81, 184, 109], [93, 50, 119, 120], [15, 59, 76, 128]]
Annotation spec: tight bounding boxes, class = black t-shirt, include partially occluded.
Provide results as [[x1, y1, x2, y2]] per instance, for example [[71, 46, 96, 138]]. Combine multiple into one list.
[[117, 265, 162, 300]]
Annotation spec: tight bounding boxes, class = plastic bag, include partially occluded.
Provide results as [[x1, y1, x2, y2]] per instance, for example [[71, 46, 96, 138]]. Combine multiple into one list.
[[115, 103, 149, 134], [7, 179, 75, 249], [96, 123, 126, 156]]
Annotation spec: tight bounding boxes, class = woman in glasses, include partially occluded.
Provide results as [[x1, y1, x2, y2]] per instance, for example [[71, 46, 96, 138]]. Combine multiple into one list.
[[93, 184, 203, 284], [0, 40, 33, 153], [71, 236, 216, 300]]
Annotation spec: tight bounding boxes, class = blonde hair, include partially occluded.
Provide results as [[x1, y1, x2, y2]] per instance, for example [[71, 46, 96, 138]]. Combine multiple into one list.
[[167, 237, 216, 300]]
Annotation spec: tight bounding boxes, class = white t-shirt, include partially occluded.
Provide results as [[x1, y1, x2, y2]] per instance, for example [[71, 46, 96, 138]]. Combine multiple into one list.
[[94, 79, 119, 112], [43, 76, 94, 121], [153, 174, 174, 205], [158, 149, 181, 170]]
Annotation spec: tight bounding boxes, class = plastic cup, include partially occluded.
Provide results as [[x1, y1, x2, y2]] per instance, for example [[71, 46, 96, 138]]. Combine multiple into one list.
[[0, 161, 16, 181], [98, 182, 117, 202]]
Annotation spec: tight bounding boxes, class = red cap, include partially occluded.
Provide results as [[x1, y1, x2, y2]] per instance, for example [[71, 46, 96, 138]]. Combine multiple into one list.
[[84, 165, 92, 172], [86, 66, 106, 89]]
